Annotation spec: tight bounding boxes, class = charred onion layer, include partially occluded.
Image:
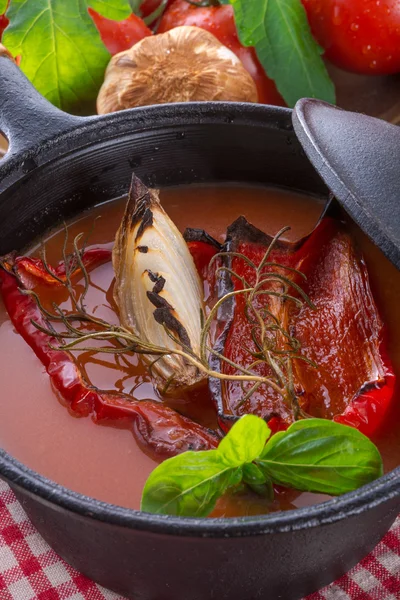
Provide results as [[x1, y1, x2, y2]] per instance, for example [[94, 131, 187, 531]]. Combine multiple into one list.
[[113, 175, 206, 392]]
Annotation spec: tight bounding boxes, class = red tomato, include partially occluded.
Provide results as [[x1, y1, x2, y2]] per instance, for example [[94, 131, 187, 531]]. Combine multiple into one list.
[[0, 0, 9, 40], [158, 1, 285, 106], [88, 8, 152, 55], [302, 0, 400, 75], [0, 14, 8, 39]]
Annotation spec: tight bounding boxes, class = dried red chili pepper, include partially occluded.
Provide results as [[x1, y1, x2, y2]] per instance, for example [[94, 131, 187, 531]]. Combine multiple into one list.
[[210, 217, 395, 438], [12, 246, 112, 288], [13, 232, 216, 289], [89, 8, 152, 55], [0, 267, 218, 458]]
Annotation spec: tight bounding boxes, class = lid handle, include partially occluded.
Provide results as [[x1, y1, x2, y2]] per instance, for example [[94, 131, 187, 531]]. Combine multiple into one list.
[[292, 98, 400, 270]]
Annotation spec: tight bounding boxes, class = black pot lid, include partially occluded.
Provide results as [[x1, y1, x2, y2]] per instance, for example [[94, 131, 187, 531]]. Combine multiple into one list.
[[292, 98, 400, 270]]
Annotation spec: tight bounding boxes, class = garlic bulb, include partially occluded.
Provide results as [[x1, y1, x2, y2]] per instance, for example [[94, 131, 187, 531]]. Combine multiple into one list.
[[113, 175, 206, 391], [97, 25, 258, 114]]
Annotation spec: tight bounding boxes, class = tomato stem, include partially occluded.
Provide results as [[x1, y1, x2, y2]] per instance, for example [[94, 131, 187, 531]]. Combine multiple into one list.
[[184, 0, 221, 7], [143, 0, 169, 26]]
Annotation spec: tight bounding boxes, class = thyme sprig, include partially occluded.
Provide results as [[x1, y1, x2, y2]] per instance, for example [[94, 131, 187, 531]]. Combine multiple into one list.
[[24, 226, 316, 419]]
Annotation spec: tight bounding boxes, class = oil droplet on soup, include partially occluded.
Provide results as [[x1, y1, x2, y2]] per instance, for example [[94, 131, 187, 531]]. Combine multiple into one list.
[[0, 184, 398, 517]]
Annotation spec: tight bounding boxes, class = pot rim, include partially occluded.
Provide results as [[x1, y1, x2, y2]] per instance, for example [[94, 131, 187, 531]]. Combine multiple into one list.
[[1, 449, 399, 538], [0, 100, 399, 538]]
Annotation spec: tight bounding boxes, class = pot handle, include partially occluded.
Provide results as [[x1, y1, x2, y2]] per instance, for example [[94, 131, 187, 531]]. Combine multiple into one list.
[[0, 52, 85, 158]]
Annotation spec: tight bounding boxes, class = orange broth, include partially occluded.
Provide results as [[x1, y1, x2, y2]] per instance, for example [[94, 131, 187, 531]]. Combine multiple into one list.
[[0, 184, 399, 517]]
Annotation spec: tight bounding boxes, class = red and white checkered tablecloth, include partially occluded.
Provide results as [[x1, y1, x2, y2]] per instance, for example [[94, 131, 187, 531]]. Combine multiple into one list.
[[0, 479, 399, 600]]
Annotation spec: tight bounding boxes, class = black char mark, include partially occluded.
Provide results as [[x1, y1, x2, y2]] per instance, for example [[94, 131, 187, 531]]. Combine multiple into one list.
[[183, 228, 222, 250], [145, 271, 192, 350], [136, 208, 153, 241], [146, 270, 166, 294], [127, 174, 155, 242]]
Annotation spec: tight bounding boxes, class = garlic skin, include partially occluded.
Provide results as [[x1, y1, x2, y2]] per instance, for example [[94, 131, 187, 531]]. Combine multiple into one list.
[[113, 175, 206, 391], [97, 25, 258, 114]]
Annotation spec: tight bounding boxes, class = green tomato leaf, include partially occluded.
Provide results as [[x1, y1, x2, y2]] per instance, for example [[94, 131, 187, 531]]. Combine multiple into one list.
[[128, 0, 142, 15], [218, 414, 271, 466], [257, 419, 383, 495], [141, 450, 242, 517], [0, 0, 7, 15], [230, 0, 336, 107], [3, 0, 131, 114], [88, 0, 131, 20]]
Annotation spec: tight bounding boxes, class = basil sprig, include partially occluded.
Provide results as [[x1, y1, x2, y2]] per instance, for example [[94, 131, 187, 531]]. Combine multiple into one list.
[[141, 415, 267, 517], [141, 416, 383, 517], [229, 0, 336, 107]]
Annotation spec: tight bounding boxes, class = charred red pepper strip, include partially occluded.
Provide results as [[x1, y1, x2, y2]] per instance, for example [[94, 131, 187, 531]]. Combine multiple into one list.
[[210, 217, 395, 438], [186, 240, 219, 277], [12, 246, 112, 288], [334, 353, 396, 436], [88, 8, 152, 55], [291, 219, 395, 438], [184, 227, 221, 277], [0, 268, 218, 458]]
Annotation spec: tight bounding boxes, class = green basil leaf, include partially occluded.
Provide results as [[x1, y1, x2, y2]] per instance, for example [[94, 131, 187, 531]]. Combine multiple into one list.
[[218, 414, 270, 466], [3, 0, 131, 113], [242, 462, 274, 499], [257, 419, 383, 495], [230, 0, 336, 107], [242, 462, 268, 486], [141, 450, 242, 517], [0, 0, 7, 15]]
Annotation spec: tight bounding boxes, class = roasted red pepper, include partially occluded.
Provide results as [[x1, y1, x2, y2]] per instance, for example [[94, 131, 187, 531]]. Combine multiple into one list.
[[211, 217, 395, 438], [89, 8, 152, 55], [0, 267, 218, 458], [184, 227, 221, 277]]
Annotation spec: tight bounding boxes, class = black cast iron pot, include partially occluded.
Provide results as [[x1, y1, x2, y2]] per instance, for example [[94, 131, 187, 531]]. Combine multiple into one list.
[[0, 55, 399, 600]]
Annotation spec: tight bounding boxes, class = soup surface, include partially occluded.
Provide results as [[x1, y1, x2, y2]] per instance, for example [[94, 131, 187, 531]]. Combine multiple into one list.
[[0, 184, 399, 517]]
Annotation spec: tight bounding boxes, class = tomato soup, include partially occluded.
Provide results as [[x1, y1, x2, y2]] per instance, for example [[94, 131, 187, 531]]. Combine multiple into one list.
[[0, 184, 398, 517]]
